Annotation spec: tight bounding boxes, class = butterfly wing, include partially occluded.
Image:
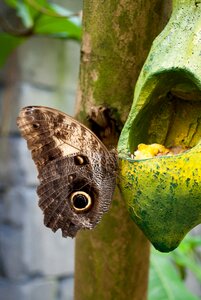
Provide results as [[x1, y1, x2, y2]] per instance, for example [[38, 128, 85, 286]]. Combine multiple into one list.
[[17, 106, 117, 237], [17, 106, 110, 171]]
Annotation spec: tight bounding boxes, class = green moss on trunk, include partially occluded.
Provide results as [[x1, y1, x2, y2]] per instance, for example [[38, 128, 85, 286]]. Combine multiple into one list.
[[74, 1, 171, 299]]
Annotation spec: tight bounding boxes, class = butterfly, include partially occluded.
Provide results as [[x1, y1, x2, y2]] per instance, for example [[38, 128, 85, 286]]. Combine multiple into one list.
[[16, 106, 117, 237]]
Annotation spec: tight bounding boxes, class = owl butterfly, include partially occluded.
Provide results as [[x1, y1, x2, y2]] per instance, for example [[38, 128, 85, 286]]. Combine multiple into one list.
[[17, 106, 117, 237]]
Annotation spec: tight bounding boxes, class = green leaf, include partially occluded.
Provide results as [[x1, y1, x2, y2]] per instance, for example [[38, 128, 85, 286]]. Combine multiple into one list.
[[24, 0, 50, 18], [172, 251, 201, 281], [0, 33, 24, 68], [148, 249, 199, 300], [5, 0, 47, 20], [50, 3, 74, 16], [16, 2, 34, 28], [3, 1, 81, 40], [179, 235, 201, 252], [171, 235, 201, 282], [34, 15, 81, 40], [4, 0, 17, 8]]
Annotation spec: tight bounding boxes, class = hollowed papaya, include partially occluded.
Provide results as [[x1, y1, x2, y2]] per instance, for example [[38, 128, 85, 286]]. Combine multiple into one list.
[[118, 0, 201, 252]]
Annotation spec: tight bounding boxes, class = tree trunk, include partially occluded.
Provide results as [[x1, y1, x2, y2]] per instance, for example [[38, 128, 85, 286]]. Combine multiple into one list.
[[74, 1, 172, 300]]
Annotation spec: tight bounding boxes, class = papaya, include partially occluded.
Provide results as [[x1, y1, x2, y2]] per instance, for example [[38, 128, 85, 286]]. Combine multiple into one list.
[[118, 0, 201, 252]]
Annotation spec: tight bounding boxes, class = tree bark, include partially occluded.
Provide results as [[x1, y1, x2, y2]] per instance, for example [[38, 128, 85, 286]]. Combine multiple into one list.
[[74, 1, 172, 300]]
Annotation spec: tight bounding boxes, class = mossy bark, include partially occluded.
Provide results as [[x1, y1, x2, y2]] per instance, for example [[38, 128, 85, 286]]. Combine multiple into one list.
[[74, 1, 171, 299]]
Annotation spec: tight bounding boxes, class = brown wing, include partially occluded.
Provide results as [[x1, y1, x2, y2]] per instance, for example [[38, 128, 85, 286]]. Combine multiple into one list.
[[17, 106, 117, 237], [36, 153, 116, 237], [16, 106, 110, 172]]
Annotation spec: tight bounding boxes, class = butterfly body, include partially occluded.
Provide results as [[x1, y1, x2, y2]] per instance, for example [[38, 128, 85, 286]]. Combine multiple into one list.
[[17, 106, 117, 237]]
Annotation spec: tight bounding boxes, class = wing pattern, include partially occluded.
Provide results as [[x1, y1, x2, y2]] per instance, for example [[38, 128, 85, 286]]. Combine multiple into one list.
[[17, 106, 117, 237]]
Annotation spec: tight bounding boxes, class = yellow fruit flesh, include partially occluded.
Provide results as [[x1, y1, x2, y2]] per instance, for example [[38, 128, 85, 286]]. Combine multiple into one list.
[[132, 143, 189, 160]]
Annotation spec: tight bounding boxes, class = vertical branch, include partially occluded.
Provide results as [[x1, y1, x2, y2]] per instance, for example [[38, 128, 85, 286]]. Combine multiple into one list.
[[75, 1, 172, 300]]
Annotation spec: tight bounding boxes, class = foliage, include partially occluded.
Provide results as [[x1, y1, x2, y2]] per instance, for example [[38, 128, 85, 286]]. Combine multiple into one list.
[[149, 234, 201, 300], [0, 0, 81, 67], [0, 33, 24, 67]]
